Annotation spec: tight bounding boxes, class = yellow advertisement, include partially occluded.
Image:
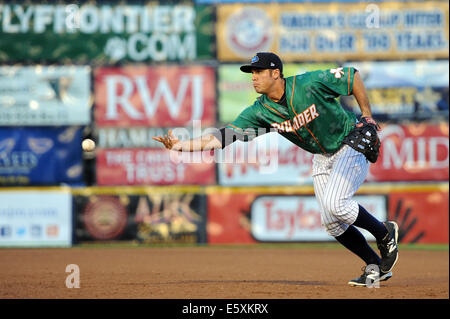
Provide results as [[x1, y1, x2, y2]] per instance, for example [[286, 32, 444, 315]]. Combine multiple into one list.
[[217, 1, 449, 62]]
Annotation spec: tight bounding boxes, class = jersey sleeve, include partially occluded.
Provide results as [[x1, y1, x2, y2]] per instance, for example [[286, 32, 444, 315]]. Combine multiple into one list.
[[226, 103, 265, 133], [222, 103, 269, 146], [310, 67, 356, 97]]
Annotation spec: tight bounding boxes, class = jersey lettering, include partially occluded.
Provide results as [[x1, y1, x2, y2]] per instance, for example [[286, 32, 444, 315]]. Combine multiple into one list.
[[271, 104, 319, 133], [309, 104, 319, 118]]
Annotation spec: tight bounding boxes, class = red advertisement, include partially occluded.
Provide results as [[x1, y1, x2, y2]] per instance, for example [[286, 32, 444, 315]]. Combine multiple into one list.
[[207, 192, 257, 244], [94, 66, 216, 127], [207, 186, 449, 244], [388, 191, 449, 244], [369, 123, 449, 181], [207, 192, 385, 243], [96, 148, 216, 186], [217, 123, 448, 185]]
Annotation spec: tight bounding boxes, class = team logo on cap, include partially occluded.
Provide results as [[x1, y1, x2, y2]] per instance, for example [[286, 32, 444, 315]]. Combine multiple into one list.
[[225, 7, 273, 58], [251, 55, 259, 63]]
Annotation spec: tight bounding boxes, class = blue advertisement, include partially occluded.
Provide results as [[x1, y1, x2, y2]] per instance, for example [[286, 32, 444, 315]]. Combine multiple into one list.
[[0, 127, 83, 185]]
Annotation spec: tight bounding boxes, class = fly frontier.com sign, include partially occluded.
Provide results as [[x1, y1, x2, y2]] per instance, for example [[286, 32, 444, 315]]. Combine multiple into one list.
[[0, 4, 214, 62]]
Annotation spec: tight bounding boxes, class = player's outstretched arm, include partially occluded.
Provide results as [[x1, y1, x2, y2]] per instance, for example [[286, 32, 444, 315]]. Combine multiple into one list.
[[152, 129, 223, 152]]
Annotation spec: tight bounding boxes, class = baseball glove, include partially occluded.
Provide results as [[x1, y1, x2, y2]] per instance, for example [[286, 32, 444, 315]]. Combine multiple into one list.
[[342, 117, 381, 163]]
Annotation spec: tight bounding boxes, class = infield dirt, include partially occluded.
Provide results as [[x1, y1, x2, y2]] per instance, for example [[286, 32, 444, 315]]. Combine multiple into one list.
[[0, 245, 448, 299]]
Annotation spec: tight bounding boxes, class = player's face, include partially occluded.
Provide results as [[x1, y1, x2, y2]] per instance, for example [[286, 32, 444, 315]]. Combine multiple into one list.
[[251, 69, 276, 94]]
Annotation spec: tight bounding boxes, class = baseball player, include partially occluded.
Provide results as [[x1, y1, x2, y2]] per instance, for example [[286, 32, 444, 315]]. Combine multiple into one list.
[[153, 52, 399, 287]]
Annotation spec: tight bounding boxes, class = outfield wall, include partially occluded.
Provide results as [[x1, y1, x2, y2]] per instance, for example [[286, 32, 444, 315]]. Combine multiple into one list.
[[0, 183, 447, 246], [0, 1, 448, 247]]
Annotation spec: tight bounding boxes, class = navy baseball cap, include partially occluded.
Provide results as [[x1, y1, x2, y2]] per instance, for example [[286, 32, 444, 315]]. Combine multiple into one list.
[[240, 52, 283, 75]]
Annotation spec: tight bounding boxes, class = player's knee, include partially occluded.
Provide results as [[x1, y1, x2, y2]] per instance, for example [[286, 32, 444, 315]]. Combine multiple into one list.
[[322, 221, 347, 237], [322, 197, 353, 219], [322, 198, 344, 217]]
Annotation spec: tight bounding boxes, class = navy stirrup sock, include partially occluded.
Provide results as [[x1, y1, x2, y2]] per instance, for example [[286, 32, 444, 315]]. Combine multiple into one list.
[[353, 205, 388, 242], [335, 225, 381, 265]]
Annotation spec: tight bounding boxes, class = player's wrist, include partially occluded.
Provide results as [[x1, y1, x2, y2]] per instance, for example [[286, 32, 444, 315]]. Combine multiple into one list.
[[360, 116, 380, 130]]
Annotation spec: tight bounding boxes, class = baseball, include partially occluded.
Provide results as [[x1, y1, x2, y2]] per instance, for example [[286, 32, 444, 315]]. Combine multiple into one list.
[[82, 138, 96, 152]]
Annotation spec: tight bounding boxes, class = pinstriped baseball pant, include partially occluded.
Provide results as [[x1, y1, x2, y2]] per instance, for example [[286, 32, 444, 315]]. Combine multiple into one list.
[[312, 144, 370, 237]]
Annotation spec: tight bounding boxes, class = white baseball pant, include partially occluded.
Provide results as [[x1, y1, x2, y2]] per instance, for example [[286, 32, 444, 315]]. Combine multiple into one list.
[[312, 144, 370, 237]]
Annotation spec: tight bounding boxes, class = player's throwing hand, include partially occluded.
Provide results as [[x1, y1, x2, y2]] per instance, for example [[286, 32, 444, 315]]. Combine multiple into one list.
[[152, 129, 181, 150]]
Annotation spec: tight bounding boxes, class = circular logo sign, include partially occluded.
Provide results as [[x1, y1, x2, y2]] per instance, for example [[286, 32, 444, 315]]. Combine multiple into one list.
[[225, 7, 274, 58], [83, 196, 127, 240]]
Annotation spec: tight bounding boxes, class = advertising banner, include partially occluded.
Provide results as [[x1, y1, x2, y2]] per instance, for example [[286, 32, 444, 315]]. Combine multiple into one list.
[[207, 185, 448, 243], [218, 63, 337, 124], [340, 60, 449, 120], [0, 190, 72, 247], [73, 191, 207, 244], [251, 195, 386, 241], [97, 127, 198, 149], [94, 66, 216, 127], [96, 148, 216, 186], [217, 122, 448, 185], [388, 191, 448, 244], [217, 2, 449, 62], [0, 66, 91, 126], [208, 192, 386, 243], [0, 127, 83, 186], [370, 123, 449, 181], [0, 4, 214, 62], [217, 132, 314, 186]]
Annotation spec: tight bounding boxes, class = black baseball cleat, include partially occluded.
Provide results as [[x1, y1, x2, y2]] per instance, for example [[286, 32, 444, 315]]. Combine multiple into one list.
[[348, 265, 392, 287], [377, 221, 399, 274]]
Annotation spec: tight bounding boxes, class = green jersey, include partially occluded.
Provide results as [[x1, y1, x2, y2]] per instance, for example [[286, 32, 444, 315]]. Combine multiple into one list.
[[226, 67, 358, 154]]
